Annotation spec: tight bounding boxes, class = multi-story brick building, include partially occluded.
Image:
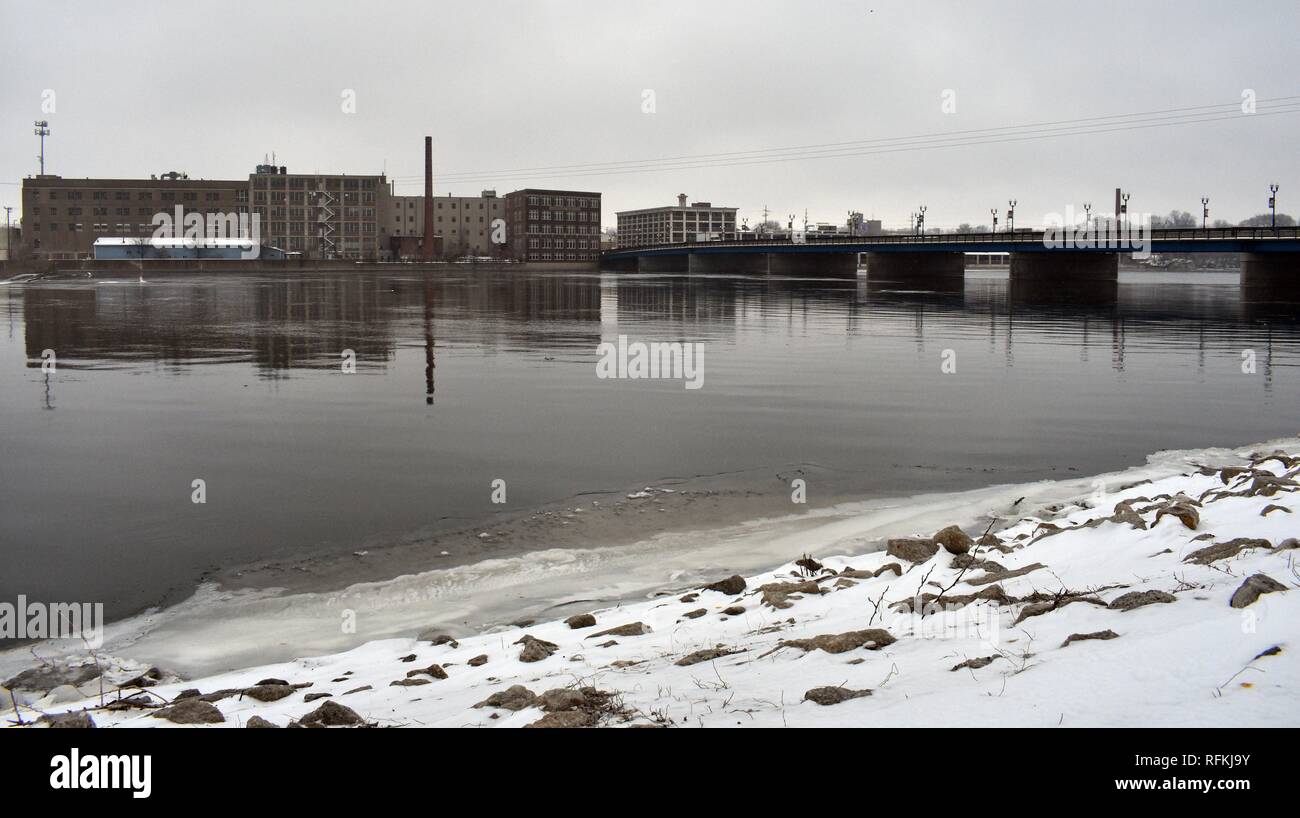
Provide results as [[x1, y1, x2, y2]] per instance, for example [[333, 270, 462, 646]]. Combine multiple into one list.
[[503, 188, 601, 262], [616, 194, 737, 248], [20, 172, 248, 260], [385, 190, 506, 260], [23, 164, 392, 260], [249, 164, 390, 259]]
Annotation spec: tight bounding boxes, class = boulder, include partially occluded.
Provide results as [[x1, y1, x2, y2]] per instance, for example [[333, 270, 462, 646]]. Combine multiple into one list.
[[682, 608, 707, 619], [474, 685, 538, 711], [886, 537, 939, 563], [303, 692, 332, 702], [40, 711, 96, 728], [538, 689, 588, 712], [565, 613, 597, 629], [1061, 630, 1119, 648], [245, 716, 279, 728], [298, 700, 364, 727], [758, 580, 822, 609], [467, 654, 489, 667], [152, 699, 225, 724], [803, 686, 872, 706], [416, 630, 459, 647], [524, 710, 595, 728], [242, 684, 294, 702], [780, 629, 896, 654], [721, 606, 745, 616], [1230, 574, 1287, 609], [1108, 590, 1176, 612], [589, 622, 651, 638], [514, 635, 559, 662], [407, 664, 448, 680], [675, 647, 745, 666], [933, 525, 973, 555], [702, 575, 747, 595]]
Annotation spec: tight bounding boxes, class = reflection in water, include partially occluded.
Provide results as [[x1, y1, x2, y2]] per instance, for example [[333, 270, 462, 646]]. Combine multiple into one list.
[[2, 268, 1298, 626]]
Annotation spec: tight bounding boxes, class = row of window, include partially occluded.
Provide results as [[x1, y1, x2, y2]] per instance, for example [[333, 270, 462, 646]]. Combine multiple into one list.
[[527, 238, 593, 249], [526, 224, 598, 235], [525, 195, 598, 208], [525, 210, 597, 222], [32, 190, 236, 202]]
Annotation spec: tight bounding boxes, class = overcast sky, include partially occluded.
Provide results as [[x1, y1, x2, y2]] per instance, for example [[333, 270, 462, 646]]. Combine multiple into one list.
[[2, 0, 1297, 230]]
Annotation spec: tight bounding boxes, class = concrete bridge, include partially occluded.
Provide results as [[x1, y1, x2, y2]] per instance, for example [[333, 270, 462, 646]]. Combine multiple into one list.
[[601, 227, 1300, 289]]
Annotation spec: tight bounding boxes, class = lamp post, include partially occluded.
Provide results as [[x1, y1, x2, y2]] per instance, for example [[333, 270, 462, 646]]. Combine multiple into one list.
[[1269, 184, 1279, 228], [1201, 197, 1209, 229], [917, 205, 927, 235], [1007, 199, 1016, 233], [34, 120, 50, 176], [990, 207, 998, 234], [1120, 192, 1130, 225], [1083, 202, 1092, 234]]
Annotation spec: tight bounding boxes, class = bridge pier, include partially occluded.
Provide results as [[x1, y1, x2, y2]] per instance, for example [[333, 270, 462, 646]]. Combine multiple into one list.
[[637, 254, 689, 273], [1008, 251, 1118, 304], [601, 255, 638, 273], [865, 252, 965, 290], [1241, 252, 1300, 289], [688, 252, 770, 275], [767, 252, 858, 277]]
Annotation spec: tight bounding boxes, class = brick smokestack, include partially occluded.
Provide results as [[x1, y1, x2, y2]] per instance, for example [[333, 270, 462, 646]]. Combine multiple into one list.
[[423, 136, 435, 261]]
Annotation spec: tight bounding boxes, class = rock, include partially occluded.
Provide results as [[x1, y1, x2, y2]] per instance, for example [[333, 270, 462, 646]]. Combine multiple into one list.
[[398, 654, 417, 662], [702, 575, 747, 595], [407, 663, 448, 680], [3, 663, 99, 694], [565, 613, 597, 629], [803, 686, 872, 706], [873, 562, 903, 577], [538, 689, 588, 711], [343, 685, 371, 695], [1230, 574, 1287, 609], [780, 629, 896, 654], [596, 640, 618, 648], [391, 678, 430, 687], [303, 692, 332, 702], [682, 608, 707, 619], [966, 562, 1046, 586], [1275, 538, 1299, 552], [152, 699, 225, 724], [467, 654, 489, 667], [1109, 590, 1177, 611], [1109, 508, 1148, 530], [934, 525, 973, 555], [174, 688, 201, 701], [950, 655, 1002, 671], [589, 622, 651, 638], [886, 537, 939, 563], [1184, 538, 1271, 565], [40, 711, 96, 728], [976, 533, 1003, 547], [833, 578, 857, 589], [1152, 498, 1199, 530], [255, 677, 289, 686], [515, 635, 559, 662], [416, 630, 459, 647], [197, 688, 241, 703], [675, 647, 745, 666], [721, 606, 745, 616], [679, 593, 699, 603], [41, 684, 84, 705], [242, 684, 295, 702], [0, 686, 12, 711], [244, 715, 278, 728], [474, 685, 538, 711], [1061, 630, 1119, 647], [511, 618, 536, 628], [795, 555, 824, 573], [297, 701, 365, 727], [758, 580, 822, 609], [524, 710, 595, 728]]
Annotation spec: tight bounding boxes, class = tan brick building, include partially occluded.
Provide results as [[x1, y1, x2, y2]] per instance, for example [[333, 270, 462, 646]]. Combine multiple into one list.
[[385, 190, 506, 260]]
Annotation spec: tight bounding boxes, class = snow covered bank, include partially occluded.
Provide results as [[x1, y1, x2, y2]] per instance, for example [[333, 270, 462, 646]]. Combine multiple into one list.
[[6, 440, 1299, 728]]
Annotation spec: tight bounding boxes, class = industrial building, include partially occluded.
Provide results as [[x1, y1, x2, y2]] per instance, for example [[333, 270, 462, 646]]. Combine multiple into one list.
[[616, 195, 738, 248], [504, 188, 602, 262], [387, 190, 506, 260]]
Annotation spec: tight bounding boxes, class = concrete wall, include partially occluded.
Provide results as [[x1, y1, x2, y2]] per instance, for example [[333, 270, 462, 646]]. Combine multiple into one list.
[[687, 252, 769, 274], [865, 251, 965, 282], [1241, 252, 1299, 288], [767, 252, 857, 277], [1009, 251, 1118, 281]]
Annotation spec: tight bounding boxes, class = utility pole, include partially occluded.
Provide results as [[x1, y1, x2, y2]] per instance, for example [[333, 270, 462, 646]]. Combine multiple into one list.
[[34, 120, 50, 175]]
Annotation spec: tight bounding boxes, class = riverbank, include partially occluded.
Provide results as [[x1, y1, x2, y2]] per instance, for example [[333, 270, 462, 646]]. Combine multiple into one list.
[[6, 438, 1297, 728]]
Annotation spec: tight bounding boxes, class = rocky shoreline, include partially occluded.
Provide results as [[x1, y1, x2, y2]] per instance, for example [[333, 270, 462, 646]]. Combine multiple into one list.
[[6, 442, 1298, 728]]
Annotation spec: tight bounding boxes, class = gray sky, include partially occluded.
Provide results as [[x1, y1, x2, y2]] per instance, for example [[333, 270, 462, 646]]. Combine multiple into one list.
[[2, 0, 1297, 230]]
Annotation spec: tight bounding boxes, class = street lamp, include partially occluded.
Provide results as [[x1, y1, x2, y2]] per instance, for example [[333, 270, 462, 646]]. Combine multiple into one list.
[[1269, 184, 1279, 228], [1083, 202, 1092, 233], [990, 207, 998, 234], [34, 120, 50, 176], [1201, 197, 1209, 229], [1007, 200, 1016, 233], [917, 205, 927, 235], [1120, 192, 1130, 224]]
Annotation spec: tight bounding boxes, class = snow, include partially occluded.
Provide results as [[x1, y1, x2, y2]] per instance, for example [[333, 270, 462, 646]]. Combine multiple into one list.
[[5, 440, 1299, 728]]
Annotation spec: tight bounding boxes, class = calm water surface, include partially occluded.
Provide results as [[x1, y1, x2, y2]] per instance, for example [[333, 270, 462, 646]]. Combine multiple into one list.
[[2, 268, 1298, 625]]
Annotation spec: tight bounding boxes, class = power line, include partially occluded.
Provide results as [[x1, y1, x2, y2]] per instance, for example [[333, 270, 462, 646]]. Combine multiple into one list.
[[390, 96, 1299, 188]]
